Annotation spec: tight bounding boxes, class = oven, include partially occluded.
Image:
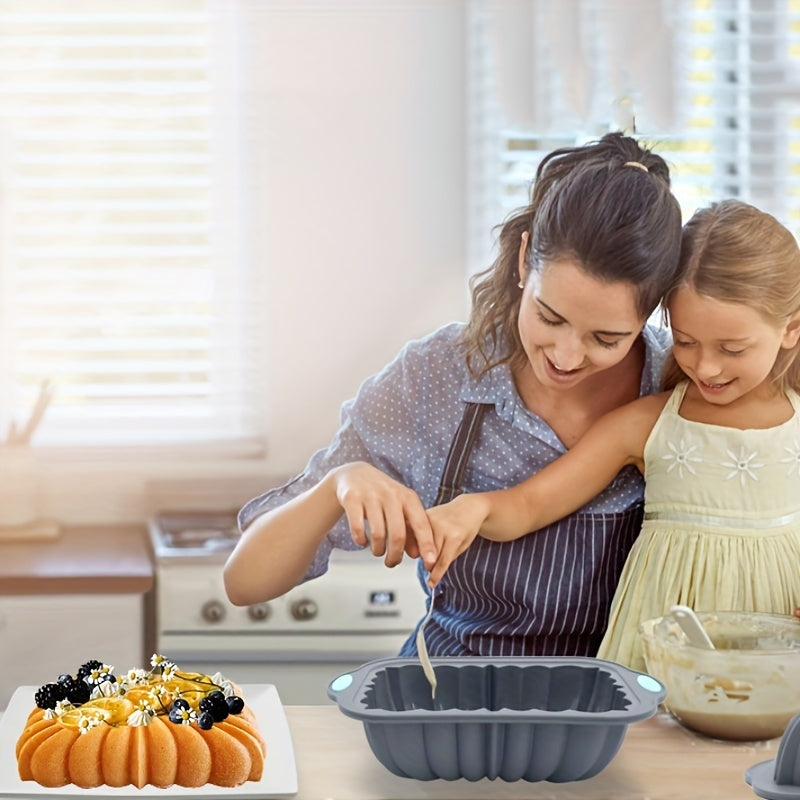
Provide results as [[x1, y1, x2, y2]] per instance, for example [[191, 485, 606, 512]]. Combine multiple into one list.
[[148, 511, 423, 704]]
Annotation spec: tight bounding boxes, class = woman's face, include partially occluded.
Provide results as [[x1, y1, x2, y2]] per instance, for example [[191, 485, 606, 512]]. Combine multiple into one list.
[[517, 239, 646, 391]]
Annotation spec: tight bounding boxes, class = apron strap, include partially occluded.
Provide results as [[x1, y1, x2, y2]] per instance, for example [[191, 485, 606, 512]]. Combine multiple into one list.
[[433, 402, 491, 506]]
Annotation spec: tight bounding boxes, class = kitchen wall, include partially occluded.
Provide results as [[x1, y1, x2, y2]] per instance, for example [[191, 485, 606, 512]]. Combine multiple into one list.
[[39, 0, 470, 523]]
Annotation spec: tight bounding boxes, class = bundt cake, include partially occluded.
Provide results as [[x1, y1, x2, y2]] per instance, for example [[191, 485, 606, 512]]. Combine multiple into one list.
[[15, 655, 266, 789]]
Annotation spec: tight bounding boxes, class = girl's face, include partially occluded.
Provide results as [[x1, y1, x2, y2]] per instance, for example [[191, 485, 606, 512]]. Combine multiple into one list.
[[668, 285, 800, 404], [517, 239, 646, 391]]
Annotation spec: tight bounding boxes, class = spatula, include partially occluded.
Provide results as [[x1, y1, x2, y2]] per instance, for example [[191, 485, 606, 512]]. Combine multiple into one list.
[[670, 604, 715, 649], [416, 588, 437, 698]]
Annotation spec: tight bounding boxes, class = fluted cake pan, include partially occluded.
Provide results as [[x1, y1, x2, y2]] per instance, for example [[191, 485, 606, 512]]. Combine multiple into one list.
[[327, 655, 665, 783]]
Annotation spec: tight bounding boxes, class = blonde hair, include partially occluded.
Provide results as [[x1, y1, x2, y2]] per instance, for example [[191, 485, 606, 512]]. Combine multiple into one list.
[[661, 200, 800, 393]]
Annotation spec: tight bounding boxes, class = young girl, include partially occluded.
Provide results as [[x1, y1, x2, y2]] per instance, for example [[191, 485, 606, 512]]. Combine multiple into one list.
[[426, 199, 800, 671]]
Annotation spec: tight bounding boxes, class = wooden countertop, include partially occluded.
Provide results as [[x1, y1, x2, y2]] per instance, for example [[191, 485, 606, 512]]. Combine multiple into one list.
[[0, 524, 153, 595], [0, 704, 780, 797], [286, 705, 778, 799]]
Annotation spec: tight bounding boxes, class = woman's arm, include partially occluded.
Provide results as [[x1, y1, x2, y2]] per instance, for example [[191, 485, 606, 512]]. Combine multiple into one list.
[[426, 393, 666, 585], [224, 462, 435, 606]]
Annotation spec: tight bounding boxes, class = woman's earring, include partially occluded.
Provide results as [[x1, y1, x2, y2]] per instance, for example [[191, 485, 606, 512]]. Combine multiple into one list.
[[518, 280, 525, 289]]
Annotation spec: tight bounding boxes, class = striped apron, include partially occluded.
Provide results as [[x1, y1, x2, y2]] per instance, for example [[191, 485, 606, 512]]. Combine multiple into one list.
[[398, 402, 643, 657]]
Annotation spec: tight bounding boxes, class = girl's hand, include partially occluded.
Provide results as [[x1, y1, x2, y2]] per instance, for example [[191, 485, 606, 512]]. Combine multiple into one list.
[[331, 461, 435, 569], [425, 493, 492, 586]]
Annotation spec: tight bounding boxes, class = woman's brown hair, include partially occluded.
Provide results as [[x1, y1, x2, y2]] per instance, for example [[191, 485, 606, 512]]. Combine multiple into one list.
[[661, 199, 800, 393], [461, 132, 683, 377]]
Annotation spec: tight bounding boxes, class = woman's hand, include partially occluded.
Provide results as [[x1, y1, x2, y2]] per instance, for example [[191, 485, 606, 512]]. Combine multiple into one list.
[[425, 493, 492, 587], [331, 461, 435, 570]]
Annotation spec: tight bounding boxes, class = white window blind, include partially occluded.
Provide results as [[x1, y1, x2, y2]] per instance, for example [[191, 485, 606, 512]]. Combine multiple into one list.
[[0, 1, 260, 450], [468, 0, 800, 274]]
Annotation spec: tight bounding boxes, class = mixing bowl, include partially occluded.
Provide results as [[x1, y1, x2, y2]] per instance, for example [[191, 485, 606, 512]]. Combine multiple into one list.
[[641, 610, 800, 741]]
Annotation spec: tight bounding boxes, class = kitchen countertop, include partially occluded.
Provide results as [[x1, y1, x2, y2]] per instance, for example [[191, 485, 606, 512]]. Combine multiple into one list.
[[0, 705, 779, 798], [286, 705, 777, 799], [0, 524, 153, 595]]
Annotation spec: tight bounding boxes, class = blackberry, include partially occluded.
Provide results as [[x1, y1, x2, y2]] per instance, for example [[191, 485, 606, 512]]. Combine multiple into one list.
[[35, 683, 67, 710], [226, 695, 244, 714], [62, 677, 91, 705], [77, 660, 104, 680]]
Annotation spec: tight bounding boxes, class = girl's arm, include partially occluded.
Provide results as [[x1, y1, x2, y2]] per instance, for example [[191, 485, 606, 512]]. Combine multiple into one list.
[[224, 461, 435, 606], [425, 393, 666, 585]]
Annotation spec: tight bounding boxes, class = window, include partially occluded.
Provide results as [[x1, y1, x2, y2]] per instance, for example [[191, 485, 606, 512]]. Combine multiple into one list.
[[468, 0, 800, 274], [0, 1, 260, 450]]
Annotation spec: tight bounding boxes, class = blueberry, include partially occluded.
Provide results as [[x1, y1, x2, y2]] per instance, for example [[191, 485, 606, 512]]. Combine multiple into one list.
[[171, 698, 191, 711], [57, 674, 73, 685], [207, 691, 226, 708], [198, 697, 214, 715], [197, 711, 214, 730], [226, 695, 244, 714], [168, 706, 186, 725]]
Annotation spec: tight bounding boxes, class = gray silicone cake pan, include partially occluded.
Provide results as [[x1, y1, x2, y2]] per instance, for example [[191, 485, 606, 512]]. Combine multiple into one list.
[[746, 714, 800, 799], [327, 655, 666, 782]]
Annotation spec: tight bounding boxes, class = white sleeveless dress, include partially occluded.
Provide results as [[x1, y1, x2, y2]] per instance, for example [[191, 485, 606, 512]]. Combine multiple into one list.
[[597, 381, 800, 671]]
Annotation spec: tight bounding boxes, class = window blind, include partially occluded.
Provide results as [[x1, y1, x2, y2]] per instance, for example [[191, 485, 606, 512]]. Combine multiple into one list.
[[0, 1, 259, 449], [468, 0, 800, 274]]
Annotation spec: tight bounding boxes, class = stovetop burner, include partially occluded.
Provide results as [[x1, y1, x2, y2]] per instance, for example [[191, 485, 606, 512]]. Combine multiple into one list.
[[149, 510, 241, 560]]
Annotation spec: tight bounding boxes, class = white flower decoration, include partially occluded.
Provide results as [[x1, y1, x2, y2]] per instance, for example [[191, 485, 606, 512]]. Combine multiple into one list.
[[160, 663, 178, 681], [722, 446, 765, 485], [780, 440, 800, 477], [76, 714, 102, 735], [126, 668, 149, 685], [150, 653, 170, 668], [662, 439, 701, 479], [85, 664, 114, 685], [172, 707, 197, 726]]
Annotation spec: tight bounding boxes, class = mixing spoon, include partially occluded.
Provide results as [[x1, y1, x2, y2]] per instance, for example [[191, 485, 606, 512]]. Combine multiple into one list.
[[670, 604, 715, 649]]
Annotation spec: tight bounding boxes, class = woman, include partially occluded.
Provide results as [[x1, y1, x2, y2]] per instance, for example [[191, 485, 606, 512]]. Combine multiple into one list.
[[224, 131, 683, 657]]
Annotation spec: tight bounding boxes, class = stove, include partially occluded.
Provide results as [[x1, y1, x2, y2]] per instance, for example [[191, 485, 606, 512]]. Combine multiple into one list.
[[148, 511, 422, 704]]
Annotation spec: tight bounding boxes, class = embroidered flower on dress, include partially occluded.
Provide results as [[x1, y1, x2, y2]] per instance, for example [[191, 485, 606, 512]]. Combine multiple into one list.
[[662, 439, 701, 479], [780, 440, 800, 477], [722, 446, 764, 485]]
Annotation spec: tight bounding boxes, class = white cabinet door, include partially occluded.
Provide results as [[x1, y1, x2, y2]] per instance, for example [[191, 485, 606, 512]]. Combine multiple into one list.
[[0, 593, 143, 709]]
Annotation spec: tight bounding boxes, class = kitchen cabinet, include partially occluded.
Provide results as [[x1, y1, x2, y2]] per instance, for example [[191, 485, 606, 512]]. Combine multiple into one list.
[[0, 524, 153, 709], [0, 593, 143, 708]]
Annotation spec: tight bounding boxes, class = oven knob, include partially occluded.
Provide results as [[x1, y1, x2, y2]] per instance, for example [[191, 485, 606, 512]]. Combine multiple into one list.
[[201, 599, 226, 623], [247, 602, 272, 621], [290, 598, 318, 621]]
